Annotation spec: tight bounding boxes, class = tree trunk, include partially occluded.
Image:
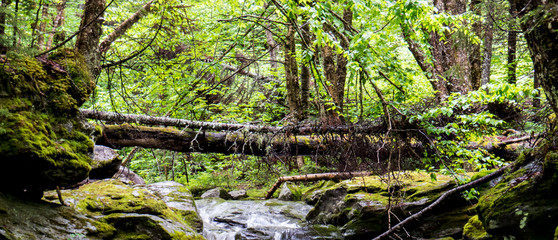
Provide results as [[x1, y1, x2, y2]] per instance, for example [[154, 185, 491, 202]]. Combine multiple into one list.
[[429, 0, 472, 96], [98, 0, 154, 53], [469, 0, 482, 90], [481, 2, 494, 87], [284, 24, 302, 121], [46, 0, 66, 50], [511, 0, 558, 113], [75, 0, 106, 78], [96, 124, 327, 156], [37, 2, 49, 51], [300, 20, 311, 112], [507, 1, 518, 84], [0, 0, 8, 54]]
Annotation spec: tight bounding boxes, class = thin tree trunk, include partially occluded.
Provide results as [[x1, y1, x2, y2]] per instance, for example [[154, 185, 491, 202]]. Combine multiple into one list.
[[481, 2, 494, 87], [11, 0, 18, 48], [507, 1, 518, 84], [469, 0, 482, 90], [46, 0, 66, 50], [98, 0, 154, 53], [75, 0, 106, 78], [0, 0, 8, 54], [300, 20, 311, 113], [284, 24, 302, 121], [37, 3, 49, 51]]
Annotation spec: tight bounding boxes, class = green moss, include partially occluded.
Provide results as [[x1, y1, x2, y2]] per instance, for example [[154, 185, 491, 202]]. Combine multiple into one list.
[[554, 225, 558, 240], [75, 180, 167, 216], [463, 215, 491, 240]]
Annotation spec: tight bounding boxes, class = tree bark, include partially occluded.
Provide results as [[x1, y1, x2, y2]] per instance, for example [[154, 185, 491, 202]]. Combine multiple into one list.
[[46, 0, 66, 50], [481, 2, 494, 87], [507, 1, 518, 84], [37, 2, 49, 51], [300, 20, 311, 112], [511, 0, 558, 113], [96, 124, 326, 156], [284, 23, 303, 121], [98, 0, 155, 53], [75, 0, 106, 78], [469, 0, 482, 90], [0, 0, 8, 54]]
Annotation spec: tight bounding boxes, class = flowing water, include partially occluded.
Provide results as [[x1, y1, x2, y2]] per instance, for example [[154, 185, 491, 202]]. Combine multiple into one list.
[[196, 198, 342, 240]]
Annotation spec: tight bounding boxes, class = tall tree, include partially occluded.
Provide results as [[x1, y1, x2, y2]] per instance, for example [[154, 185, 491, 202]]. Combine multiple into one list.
[[511, 0, 558, 112], [507, 0, 518, 84], [481, 1, 494, 86]]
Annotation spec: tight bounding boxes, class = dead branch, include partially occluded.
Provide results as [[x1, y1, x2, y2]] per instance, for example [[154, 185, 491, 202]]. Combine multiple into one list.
[[372, 164, 511, 240], [265, 171, 372, 199]]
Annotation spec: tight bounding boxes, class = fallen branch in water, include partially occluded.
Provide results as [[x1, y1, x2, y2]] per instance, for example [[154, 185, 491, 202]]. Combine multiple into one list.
[[265, 171, 372, 199], [372, 164, 511, 240]]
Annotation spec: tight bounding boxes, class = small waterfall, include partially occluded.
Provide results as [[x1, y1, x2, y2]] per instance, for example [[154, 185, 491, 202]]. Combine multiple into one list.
[[196, 199, 341, 240]]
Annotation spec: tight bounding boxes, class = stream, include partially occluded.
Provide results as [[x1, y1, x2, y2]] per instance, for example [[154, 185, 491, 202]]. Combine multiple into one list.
[[196, 199, 342, 240]]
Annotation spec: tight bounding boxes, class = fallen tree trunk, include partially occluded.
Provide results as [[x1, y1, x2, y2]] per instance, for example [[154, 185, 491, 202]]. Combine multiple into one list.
[[97, 124, 328, 156], [81, 109, 385, 134], [265, 171, 373, 199]]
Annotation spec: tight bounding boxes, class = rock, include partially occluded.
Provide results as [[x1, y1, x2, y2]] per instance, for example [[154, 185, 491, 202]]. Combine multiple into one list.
[[113, 166, 146, 185], [278, 182, 295, 201], [22, 179, 205, 239], [148, 181, 203, 232], [88, 145, 121, 179], [228, 190, 247, 200], [0, 51, 98, 194], [463, 215, 492, 240], [304, 171, 473, 239], [476, 153, 558, 239], [201, 188, 232, 199]]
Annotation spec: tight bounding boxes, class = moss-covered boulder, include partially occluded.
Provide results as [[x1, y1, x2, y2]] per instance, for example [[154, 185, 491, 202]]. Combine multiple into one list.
[[89, 145, 122, 179], [304, 172, 475, 239], [476, 152, 558, 239], [0, 50, 98, 193], [38, 179, 204, 239], [463, 215, 492, 240]]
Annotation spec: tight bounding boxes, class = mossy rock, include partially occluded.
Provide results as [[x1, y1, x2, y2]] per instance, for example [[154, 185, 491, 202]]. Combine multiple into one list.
[[463, 215, 492, 240], [477, 152, 558, 239], [0, 51, 100, 193], [304, 171, 474, 239], [44, 179, 203, 239]]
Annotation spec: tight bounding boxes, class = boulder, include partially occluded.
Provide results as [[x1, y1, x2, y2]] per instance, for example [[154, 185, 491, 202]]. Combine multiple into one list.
[[147, 181, 203, 232], [201, 188, 232, 199], [89, 145, 121, 179], [15, 179, 205, 240], [304, 172, 475, 239], [278, 182, 295, 201], [113, 166, 146, 185], [0, 50, 98, 194], [476, 153, 558, 239], [228, 189, 247, 200]]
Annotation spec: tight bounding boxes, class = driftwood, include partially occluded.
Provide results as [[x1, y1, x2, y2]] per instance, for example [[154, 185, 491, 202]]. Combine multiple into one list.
[[372, 164, 511, 240], [264, 171, 373, 199]]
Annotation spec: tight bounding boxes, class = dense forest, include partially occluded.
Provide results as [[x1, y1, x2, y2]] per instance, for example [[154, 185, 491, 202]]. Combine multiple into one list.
[[0, 0, 557, 239]]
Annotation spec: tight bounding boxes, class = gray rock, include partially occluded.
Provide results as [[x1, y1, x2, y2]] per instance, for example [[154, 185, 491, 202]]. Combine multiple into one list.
[[228, 190, 247, 200], [113, 166, 145, 185], [278, 182, 295, 201], [201, 187, 232, 199], [147, 181, 203, 232], [89, 145, 121, 179]]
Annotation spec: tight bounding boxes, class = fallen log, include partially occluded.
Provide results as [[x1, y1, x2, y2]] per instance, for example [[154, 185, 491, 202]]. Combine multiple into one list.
[[264, 171, 373, 199], [96, 124, 327, 156], [81, 109, 384, 134]]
